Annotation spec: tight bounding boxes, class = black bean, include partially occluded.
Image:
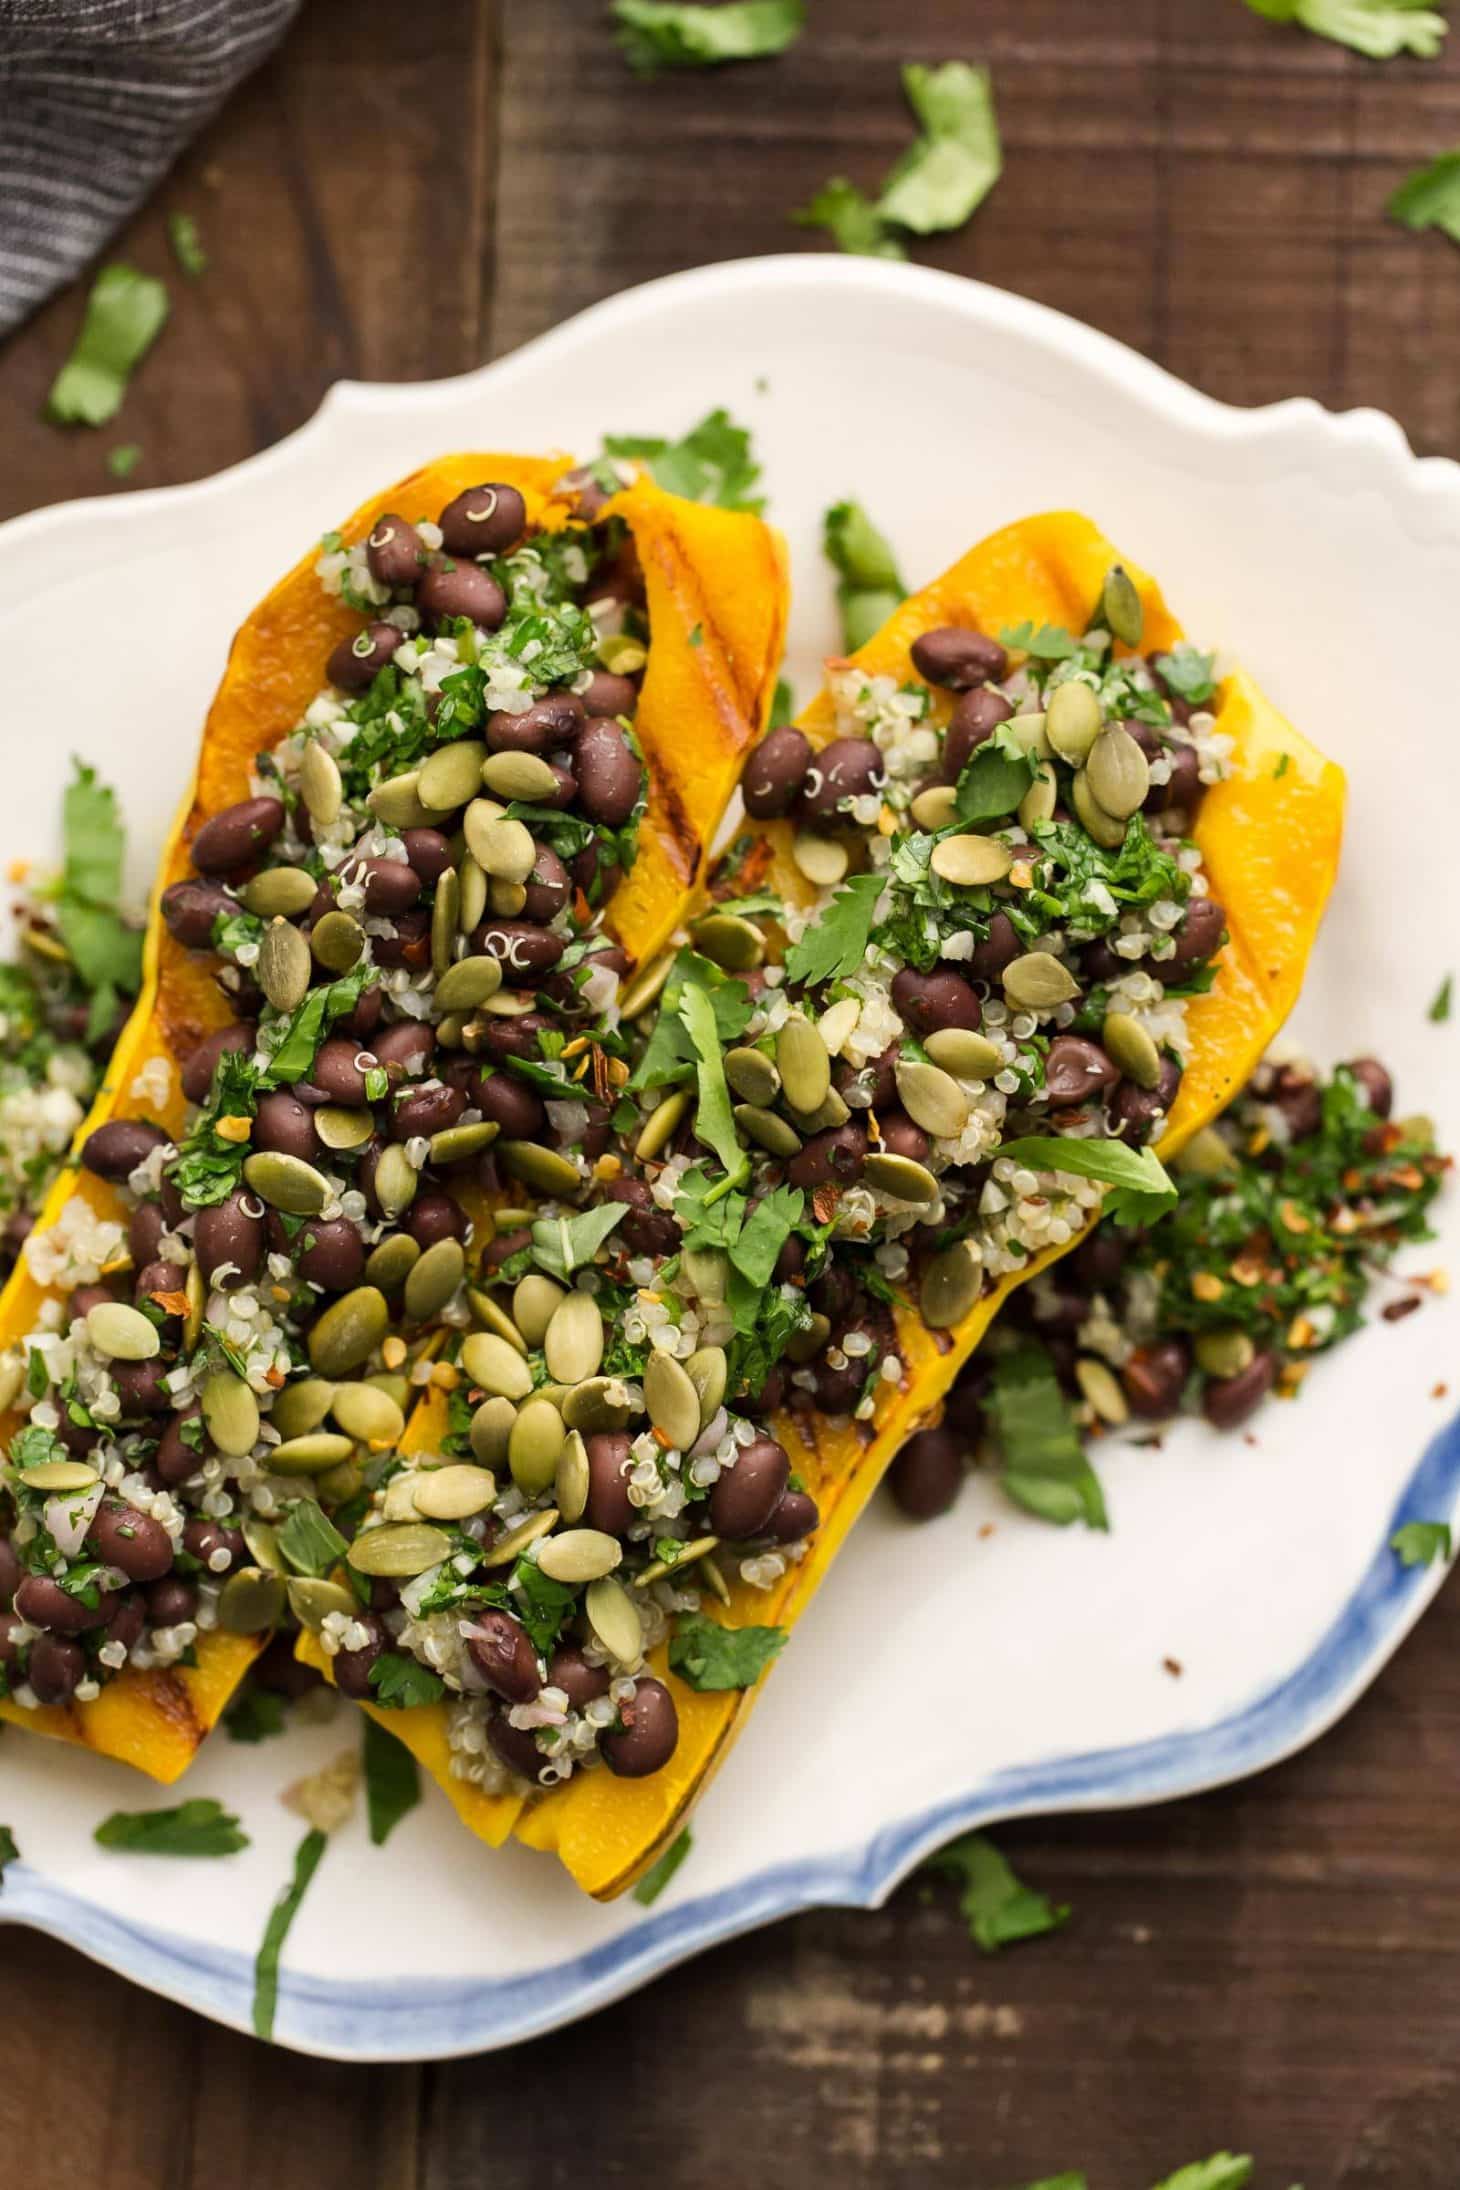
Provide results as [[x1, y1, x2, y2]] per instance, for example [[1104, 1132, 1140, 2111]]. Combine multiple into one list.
[[28, 1633, 86, 1704], [810, 1261, 856, 1324], [473, 921, 566, 978], [945, 687, 1015, 775], [1202, 1350, 1279, 1431], [190, 797, 287, 877], [105, 1594, 147, 1652], [481, 1226, 532, 1272], [88, 1499, 174, 1583], [1044, 1036, 1120, 1109], [911, 626, 1007, 690], [181, 1022, 254, 1107], [338, 983, 384, 1042], [709, 1436, 789, 1539], [575, 718, 643, 825], [401, 828, 455, 885], [477, 1011, 551, 1064], [182, 1518, 245, 1573], [353, 858, 420, 915], [522, 842, 571, 925], [81, 1118, 168, 1183], [487, 692, 585, 755], [1110, 1056, 1182, 1143], [548, 1646, 610, 1710], [255, 1090, 322, 1161], [743, 725, 812, 819], [1070, 1229, 1127, 1291], [392, 1082, 466, 1141], [15, 1573, 117, 1635], [418, 558, 507, 631], [365, 510, 426, 589], [604, 1176, 677, 1258], [0, 1536, 19, 1610], [1347, 1057, 1393, 1119], [126, 1204, 165, 1269], [585, 543, 644, 609], [1166, 896, 1226, 974], [580, 670, 639, 719], [472, 1069, 546, 1141], [1122, 1339, 1191, 1420], [68, 1282, 118, 1323], [876, 1109, 930, 1162], [133, 1260, 183, 1339], [889, 1426, 965, 1520], [1149, 740, 1205, 820], [372, 908, 431, 971], [194, 1190, 265, 1290], [160, 880, 238, 950], [1268, 1063, 1322, 1141], [811, 1352, 864, 1413], [585, 1432, 634, 1534], [891, 968, 981, 1036], [487, 1707, 545, 1781], [296, 1218, 366, 1292], [147, 1576, 198, 1626], [406, 1191, 466, 1248], [438, 482, 527, 559], [763, 1489, 818, 1543], [788, 1122, 867, 1192], [557, 465, 612, 520], [466, 1608, 541, 1703], [334, 1616, 389, 1700], [798, 735, 885, 820], [327, 621, 403, 692], [156, 1407, 206, 1486], [311, 1036, 376, 1104], [601, 1676, 678, 1778], [774, 1233, 806, 1283], [113, 1360, 174, 1418], [969, 911, 1020, 982]]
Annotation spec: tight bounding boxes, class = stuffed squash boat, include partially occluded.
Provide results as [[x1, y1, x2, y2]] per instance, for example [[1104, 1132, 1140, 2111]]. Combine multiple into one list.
[[0, 453, 787, 1778], [295, 511, 1344, 1897]]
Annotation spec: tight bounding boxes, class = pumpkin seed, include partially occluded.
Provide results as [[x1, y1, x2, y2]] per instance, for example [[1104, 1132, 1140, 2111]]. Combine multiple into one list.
[[1045, 680, 1103, 764], [1173, 1124, 1238, 1179], [242, 866, 318, 920], [243, 1149, 330, 1216], [347, 1521, 453, 1578], [786, 1310, 831, 1363], [367, 1370, 411, 1410], [287, 1575, 357, 1631], [430, 1122, 499, 1168], [510, 1398, 565, 1495], [537, 1527, 621, 1584], [271, 1432, 356, 1476], [585, 1574, 643, 1665], [509, 1274, 563, 1347], [691, 911, 764, 972], [487, 876, 527, 918], [924, 1027, 1003, 1080], [633, 1534, 719, 1589], [411, 1463, 498, 1520], [698, 1550, 732, 1607], [431, 866, 460, 978], [217, 1567, 286, 1634], [404, 1239, 465, 1322], [1098, 564, 1144, 648], [1086, 726, 1150, 821], [498, 1141, 583, 1198], [634, 1088, 690, 1163], [299, 740, 343, 826], [777, 1014, 830, 1114], [792, 830, 849, 887], [242, 1515, 285, 1571], [478, 816, 536, 883], [458, 852, 488, 933], [86, 1300, 160, 1361], [930, 833, 1014, 888], [19, 1459, 99, 1492], [784, 1086, 849, 1134], [681, 1245, 728, 1304], [618, 950, 675, 1021], [685, 1345, 728, 1431], [317, 1459, 364, 1505], [467, 1287, 526, 1351], [598, 631, 645, 674], [736, 1104, 801, 1158], [909, 784, 959, 831], [562, 1375, 637, 1433], [818, 995, 861, 1057], [183, 1257, 206, 1352], [479, 990, 536, 1018], [1102, 1010, 1162, 1090], [864, 1152, 940, 1205], [644, 1350, 702, 1450], [434, 956, 504, 1014], [1007, 711, 1051, 759], [329, 1382, 406, 1445], [1076, 1355, 1128, 1425], [383, 1469, 429, 1521], [418, 738, 488, 814], [1070, 766, 1127, 850], [470, 1395, 517, 1465], [364, 1233, 420, 1291], [368, 769, 432, 829], [480, 751, 559, 801], [724, 1046, 780, 1106], [308, 1286, 389, 1376], [1017, 760, 1057, 831], [1195, 1328, 1256, 1379], [555, 1430, 590, 1523], [270, 1377, 336, 1441], [544, 1290, 605, 1384], [480, 1507, 559, 1569], [919, 1241, 983, 1330], [492, 1205, 536, 1228], [372, 1143, 418, 1221], [310, 908, 365, 973], [461, 1330, 533, 1400], [1002, 950, 1082, 1010], [315, 1104, 374, 1153], [895, 1059, 970, 1140]]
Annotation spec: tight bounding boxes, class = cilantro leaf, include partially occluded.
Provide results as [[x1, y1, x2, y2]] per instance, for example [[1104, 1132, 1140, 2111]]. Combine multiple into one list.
[[602, 407, 764, 511], [989, 1344, 1109, 1532], [996, 1136, 1179, 1229], [1391, 1520, 1452, 1567], [0, 1825, 16, 1880], [823, 500, 908, 652], [769, 675, 796, 727], [612, 0, 805, 73], [731, 1185, 804, 1289], [529, 1203, 630, 1281], [173, 1047, 260, 1209], [362, 1715, 420, 1847], [106, 443, 142, 480], [510, 1555, 578, 1656], [367, 1655, 446, 1710], [253, 1826, 327, 2042], [629, 946, 753, 1090], [1389, 147, 1460, 243], [924, 1829, 1070, 1953], [278, 1499, 349, 1579], [168, 211, 208, 278], [669, 1613, 787, 1690], [46, 264, 169, 427], [1428, 973, 1452, 1022], [1247, 0, 1446, 61], [877, 62, 1002, 236], [224, 1683, 287, 1744], [954, 721, 1041, 825], [52, 761, 143, 1002], [794, 178, 907, 260], [95, 1798, 249, 1857], [679, 979, 749, 1184], [1153, 643, 1218, 707], [782, 870, 883, 989], [1000, 619, 1078, 662], [261, 964, 374, 1083], [633, 1827, 693, 1906], [1149, 2160, 1254, 2190]]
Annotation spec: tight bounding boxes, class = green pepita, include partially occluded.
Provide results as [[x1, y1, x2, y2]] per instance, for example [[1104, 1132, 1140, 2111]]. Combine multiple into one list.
[[1173, 1124, 1239, 1179], [1017, 760, 1057, 831], [0, 1351, 26, 1416], [497, 1141, 583, 1198], [1102, 1011, 1162, 1090], [1045, 680, 1103, 764], [536, 1528, 621, 1584], [929, 833, 1014, 888], [487, 877, 527, 919], [372, 1144, 418, 1221], [585, 1574, 642, 1666], [1001, 950, 1082, 1011], [1070, 766, 1127, 850], [467, 1287, 526, 1352], [314, 1105, 374, 1153], [792, 830, 849, 887], [544, 1289, 605, 1384], [307, 1286, 389, 1377], [633, 1534, 719, 1589], [241, 1515, 285, 1571], [724, 1046, 780, 1106], [1007, 711, 1051, 759], [470, 1395, 517, 1465], [216, 1567, 286, 1634], [1098, 564, 1144, 648], [1195, 1329, 1256, 1379], [458, 852, 488, 933], [329, 1381, 406, 1445], [634, 1088, 690, 1163], [428, 1121, 499, 1171], [777, 1014, 830, 1115], [894, 1059, 970, 1140], [924, 1028, 1003, 1080], [681, 1245, 728, 1304], [479, 752, 559, 802], [418, 739, 488, 813], [1086, 725, 1150, 821], [367, 769, 432, 830], [364, 1233, 420, 1292], [243, 1149, 330, 1216], [460, 1330, 534, 1400], [271, 1431, 356, 1476], [86, 1300, 160, 1361], [317, 1459, 364, 1505], [598, 631, 646, 674], [909, 785, 959, 831], [242, 866, 319, 920], [735, 1104, 801, 1158], [786, 1310, 831, 1363], [299, 740, 343, 826], [691, 911, 764, 972], [310, 908, 365, 973], [863, 1152, 940, 1205], [183, 1257, 206, 1352], [1076, 1356, 1128, 1425], [478, 816, 536, 883], [434, 956, 505, 1013], [919, 1241, 983, 1330], [511, 1274, 564, 1347], [817, 996, 861, 1057], [643, 1350, 702, 1450], [555, 1430, 590, 1523], [783, 1086, 849, 1134], [510, 1397, 566, 1496], [286, 1575, 357, 1631], [480, 1507, 559, 1569], [270, 1377, 336, 1441], [431, 866, 460, 978], [255, 915, 311, 1013], [618, 950, 675, 1021], [404, 1238, 465, 1322], [19, 1459, 99, 1492], [410, 1463, 498, 1521], [561, 1376, 636, 1433], [347, 1521, 453, 1579], [685, 1345, 728, 1432]]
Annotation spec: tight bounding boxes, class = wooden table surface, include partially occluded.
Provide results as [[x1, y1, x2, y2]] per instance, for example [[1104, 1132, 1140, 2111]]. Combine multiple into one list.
[[2, 3, 1458, 2183]]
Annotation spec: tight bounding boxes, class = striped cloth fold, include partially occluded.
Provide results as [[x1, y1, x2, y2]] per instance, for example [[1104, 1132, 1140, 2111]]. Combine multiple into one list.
[[0, 0, 302, 336]]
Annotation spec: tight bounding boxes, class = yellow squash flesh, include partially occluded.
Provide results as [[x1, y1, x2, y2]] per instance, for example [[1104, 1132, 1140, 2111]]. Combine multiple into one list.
[[306, 511, 1345, 1896], [0, 456, 786, 1778]]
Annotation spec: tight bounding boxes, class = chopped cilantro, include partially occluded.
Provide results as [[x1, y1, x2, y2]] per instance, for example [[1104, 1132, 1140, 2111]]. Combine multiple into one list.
[[1428, 973, 1452, 1023], [612, 0, 805, 73], [46, 265, 169, 427], [168, 211, 208, 278], [669, 1613, 787, 1690], [679, 978, 749, 1187], [1150, 2160, 1254, 2190], [253, 1826, 327, 2042], [923, 1829, 1070, 1952], [1247, 0, 1446, 61], [224, 1683, 288, 1744], [989, 1344, 1109, 1531], [1391, 1521, 1452, 1567], [277, 1499, 349, 1579], [782, 871, 882, 989], [794, 178, 907, 260], [633, 1828, 693, 1906], [995, 1137, 1178, 1230], [954, 721, 1041, 825], [106, 443, 142, 479], [1390, 148, 1460, 244], [510, 1555, 580, 1656], [528, 1203, 630, 1281], [878, 62, 1002, 235], [362, 1716, 420, 1847], [95, 1799, 249, 1857], [601, 407, 764, 512], [1154, 642, 1218, 706], [822, 500, 907, 653], [0, 1825, 16, 1879], [173, 1048, 260, 1209], [52, 761, 143, 1020], [1001, 619, 1078, 662], [367, 1655, 446, 1710]]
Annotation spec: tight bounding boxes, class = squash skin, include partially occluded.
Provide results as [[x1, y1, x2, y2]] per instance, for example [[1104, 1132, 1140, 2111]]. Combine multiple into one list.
[[308, 510, 1344, 1897], [0, 454, 787, 1780]]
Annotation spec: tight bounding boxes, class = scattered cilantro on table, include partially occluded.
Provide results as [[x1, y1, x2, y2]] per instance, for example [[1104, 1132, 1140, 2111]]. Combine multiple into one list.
[[1244, 0, 1446, 61], [611, 0, 804, 74], [795, 178, 908, 260], [797, 61, 1001, 258], [1390, 148, 1460, 243], [923, 1829, 1070, 1953], [45, 264, 169, 427], [1428, 973, 1453, 1022], [168, 211, 208, 278], [106, 443, 142, 480]]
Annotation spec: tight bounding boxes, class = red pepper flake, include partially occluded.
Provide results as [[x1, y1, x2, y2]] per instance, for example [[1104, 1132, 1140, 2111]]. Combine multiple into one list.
[[978, 1522, 995, 1539], [811, 1185, 840, 1225], [1382, 1296, 1422, 1322], [1162, 1657, 1183, 1678], [1433, 1382, 1449, 1400]]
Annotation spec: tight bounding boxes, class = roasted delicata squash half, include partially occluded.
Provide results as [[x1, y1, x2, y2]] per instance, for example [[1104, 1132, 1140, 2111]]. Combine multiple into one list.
[[295, 511, 1344, 1897], [0, 452, 787, 1779]]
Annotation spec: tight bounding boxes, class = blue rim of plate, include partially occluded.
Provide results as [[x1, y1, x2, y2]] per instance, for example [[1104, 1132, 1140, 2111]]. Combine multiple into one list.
[[5, 1409, 1456, 2060]]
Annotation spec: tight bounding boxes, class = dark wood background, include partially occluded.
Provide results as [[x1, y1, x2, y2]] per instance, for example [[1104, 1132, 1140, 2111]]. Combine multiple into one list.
[[2, 3, 1458, 2183]]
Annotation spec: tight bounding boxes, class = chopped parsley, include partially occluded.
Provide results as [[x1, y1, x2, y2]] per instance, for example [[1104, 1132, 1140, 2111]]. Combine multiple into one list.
[[367, 1655, 446, 1710], [668, 1613, 787, 1690], [988, 1345, 1109, 1532], [923, 1829, 1070, 1952], [46, 264, 169, 428], [95, 1799, 249, 1857], [601, 406, 764, 511]]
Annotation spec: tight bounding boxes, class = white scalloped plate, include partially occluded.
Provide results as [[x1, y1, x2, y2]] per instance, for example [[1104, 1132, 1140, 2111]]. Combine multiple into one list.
[[2, 258, 1457, 2060]]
